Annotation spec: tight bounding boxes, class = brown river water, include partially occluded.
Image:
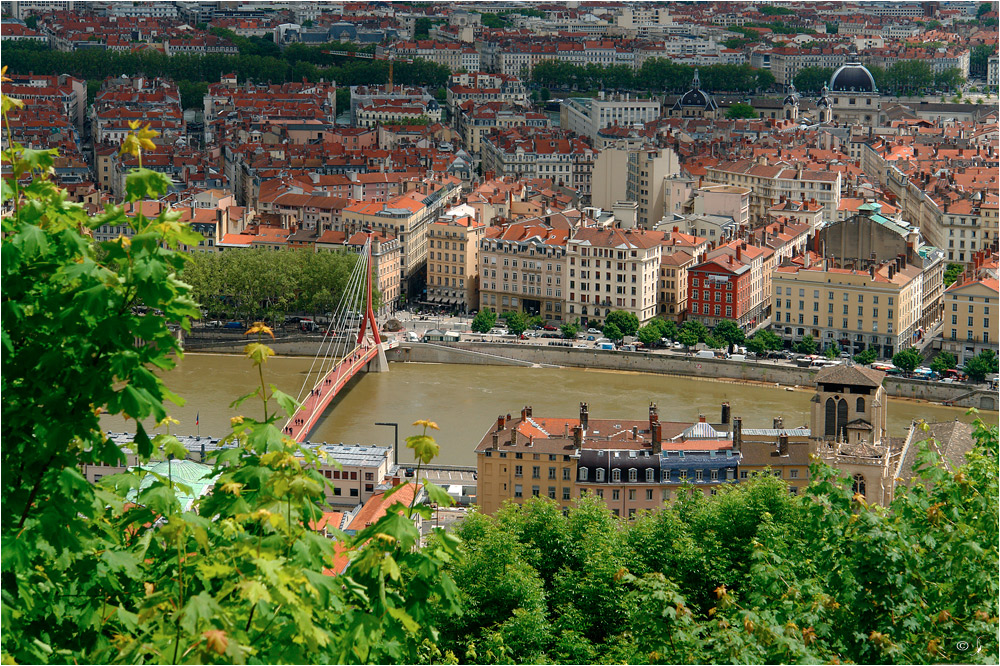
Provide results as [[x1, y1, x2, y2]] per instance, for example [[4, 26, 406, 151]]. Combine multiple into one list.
[[99, 353, 996, 467]]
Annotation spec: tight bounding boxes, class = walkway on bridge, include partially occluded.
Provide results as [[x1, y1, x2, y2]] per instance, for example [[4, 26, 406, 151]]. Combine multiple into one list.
[[281, 233, 390, 442]]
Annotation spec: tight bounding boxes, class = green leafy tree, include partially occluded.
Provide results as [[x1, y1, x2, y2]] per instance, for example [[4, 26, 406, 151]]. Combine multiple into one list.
[[725, 102, 758, 119], [825, 22, 838, 33], [471, 309, 497, 333], [978, 2, 991, 18], [794, 66, 835, 93], [636, 323, 662, 347], [944, 262, 964, 286], [602, 322, 623, 342], [527, 314, 544, 330], [604, 310, 639, 337], [794, 334, 818, 355], [2, 113, 465, 664], [560, 319, 580, 339], [854, 346, 878, 364], [824, 344, 839, 359], [963, 349, 999, 382], [929, 351, 957, 374], [892, 348, 923, 374], [677, 327, 700, 348], [681, 319, 709, 343], [503, 311, 528, 336], [759, 4, 794, 15], [704, 334, 726, 349], [746, 334, 768, 355], [539, 87, 550, 102], [655, 318, 678, 341], [712, 320, 746, 348]]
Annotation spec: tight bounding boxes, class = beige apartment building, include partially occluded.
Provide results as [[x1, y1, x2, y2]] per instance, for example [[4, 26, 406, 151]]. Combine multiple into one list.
[[474, 404, 741, 517], [659, 251, 696, 319], [941, 277, 998, 364], [341, 183, 460, 298], [704, 158, 841, 224], [426, 214, 485, 311], [773, 256, 923, 358], [592, 147, 680, 229], [479, 222, 569, 321], [566, 227, 661, 327], [345, 232, 402, 316]]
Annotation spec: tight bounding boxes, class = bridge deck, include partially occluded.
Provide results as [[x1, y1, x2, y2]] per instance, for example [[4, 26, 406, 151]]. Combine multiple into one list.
[[283, 344, 380, 442]]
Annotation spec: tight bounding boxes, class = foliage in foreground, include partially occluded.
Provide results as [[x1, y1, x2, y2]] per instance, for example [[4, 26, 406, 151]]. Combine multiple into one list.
[[1, 122, 461, 664], [435, 426, 999, 664]]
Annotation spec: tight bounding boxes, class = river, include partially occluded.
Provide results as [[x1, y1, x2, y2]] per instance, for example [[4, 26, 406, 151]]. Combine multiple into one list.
[[99, 353, 996, 467]]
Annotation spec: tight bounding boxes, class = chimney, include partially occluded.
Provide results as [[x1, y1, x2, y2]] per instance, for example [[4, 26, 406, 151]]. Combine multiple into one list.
[[721, 402, 731, 425], [732, 417, 742, 453], [527, 435, 534, 447], [649, 402, 659, 428], [869, 265, 876, 280], [572, 424, 583, 449], [651, 420, 662, 454], [497, 415, 506, 430], [736, 246, 742, 262], [772, 434, 789, 457], [492, 432, 499, 447], [898, 253, 906, 269], [632, 426, 638, 440], [773, 416, 783, 429], [521, 406, 528, 421], [579, 402, 589, 431], [698, 414, 706, 423]]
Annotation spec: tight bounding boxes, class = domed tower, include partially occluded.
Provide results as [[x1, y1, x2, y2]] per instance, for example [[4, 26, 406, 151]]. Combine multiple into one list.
[[670, 68, 719, 119], [816, 83, 832, 124], [824, 51, 879, 125], [782, 82, 799, 121]]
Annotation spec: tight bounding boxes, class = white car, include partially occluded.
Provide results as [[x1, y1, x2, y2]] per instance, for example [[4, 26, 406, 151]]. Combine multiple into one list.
[[587, 328, 601, 334]]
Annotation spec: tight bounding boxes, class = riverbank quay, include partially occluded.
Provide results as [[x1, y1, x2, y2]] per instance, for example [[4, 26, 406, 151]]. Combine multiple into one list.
[[179, 335, 997, 411]]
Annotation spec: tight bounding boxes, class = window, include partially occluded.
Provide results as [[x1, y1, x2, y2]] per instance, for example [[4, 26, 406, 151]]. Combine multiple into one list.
[[710, 469, 719, 480], [596, 468, 605, 482], [646, 489, 654, 500], [628, 468, 637, 482], [514, 484, 523, 498], [532, 466, 540, 479], [350, 488, 358, 497], [563, 487, 571, 500], [548, 487, 556, 499], [548, 467, 556, 479], [740, 470, 748, 479], [790, 469, 799, 479], [515, 465, 523, 477], [563, 467, 571, 481], [612, 489, 620, 500], [532, 486, 540, 497], [645, 468, 654, 482], [852, 473, 866, 497], [611, 468, 621, 482], [695, 470, 703, 481]]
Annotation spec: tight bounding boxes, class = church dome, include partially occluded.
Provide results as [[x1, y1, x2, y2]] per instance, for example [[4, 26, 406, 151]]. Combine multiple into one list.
[[782, 82, 799, 106], [829, 58, 877, 94]]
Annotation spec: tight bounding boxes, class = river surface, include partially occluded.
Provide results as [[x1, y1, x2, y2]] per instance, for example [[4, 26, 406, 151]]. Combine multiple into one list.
[[100, 354, 995, 467]]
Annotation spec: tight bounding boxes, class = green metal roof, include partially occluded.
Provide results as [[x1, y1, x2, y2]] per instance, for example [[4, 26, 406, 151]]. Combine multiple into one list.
[[130, 460, 220, 512]]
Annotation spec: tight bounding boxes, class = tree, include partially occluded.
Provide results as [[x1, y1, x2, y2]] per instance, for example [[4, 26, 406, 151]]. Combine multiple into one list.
[[681, 320, 709, 343], [561, 319, 580, 339], [471, 309, 497, 333], [413, 17, 434, 39], [604, 310, 639, 337], [944, 263, 964, 286], [527, 314, 545, 330], [930, 351, 957, 374], [636, 323, 662, 347], [2, 118, 463, 663], [603, 322, 624, 342], [504, 311, 529, 336], [677, 327, 700, 348], [854, 347, 878, 364], [978, 2, 991, 18], [794, 335, 817, 355], [712, 320, 745, 348], [963, 349, 999, 382], [759, 4, 794, 15], [725, 102, 758, 119], [746, 334, 768, 355], [824, 344, 839, 360], [825, 22, 838, 34], [655, 318, 678, 341], [794, 66, 835, 93], [892, 348, 923, 374], [704, 334, 726, 349], [540, 87, 551, 102]]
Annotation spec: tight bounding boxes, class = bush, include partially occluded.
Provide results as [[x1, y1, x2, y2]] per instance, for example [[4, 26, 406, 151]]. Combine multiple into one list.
[[471, 309, 497, 333]]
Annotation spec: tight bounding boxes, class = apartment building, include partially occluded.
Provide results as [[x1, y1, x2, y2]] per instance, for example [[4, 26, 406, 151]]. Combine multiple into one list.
[[704, 158, 841, 224], [560, 93, 661, 143], [344, 232, 403, 317], [480, 128, 596, 201], [479, 221, 569, 322], [445, 71, 527, 115], [426, 212, 485, 312], [341, 182, 461, 299], [474, 403, 741, 517], [687, 241, 775, 332], [356, 98, 442, 128], [386, 40, 481, 73], [773, 255, 923, 358], [566, 227, 661, 327], [941, 276, 998, 364], [3, 73, 87, 130], [349, 85, 437, 125], [593, 147, 680, 229], [455, 102, 550, 154], [659, 250, 696, 320]]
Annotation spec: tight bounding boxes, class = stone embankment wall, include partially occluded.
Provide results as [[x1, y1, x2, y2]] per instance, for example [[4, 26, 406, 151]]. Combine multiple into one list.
[[181, 336, 997, 410]]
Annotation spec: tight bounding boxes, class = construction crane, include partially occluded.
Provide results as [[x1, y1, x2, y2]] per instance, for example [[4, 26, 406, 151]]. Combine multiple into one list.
[[322, 50, 414, 91]]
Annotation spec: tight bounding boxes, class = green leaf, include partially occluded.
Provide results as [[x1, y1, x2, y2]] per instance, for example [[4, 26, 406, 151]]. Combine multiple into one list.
[[270, 385, 301, 418], [423, 480, 454, 508], [125, 168, 172, 202]]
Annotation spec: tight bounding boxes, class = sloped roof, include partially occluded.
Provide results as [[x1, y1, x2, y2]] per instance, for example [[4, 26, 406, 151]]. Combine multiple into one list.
[[815, 364, 885, 388]]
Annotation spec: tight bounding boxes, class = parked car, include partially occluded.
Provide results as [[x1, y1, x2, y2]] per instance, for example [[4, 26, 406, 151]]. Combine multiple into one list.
[[206, 320, 223, 328], [586, 335, 596, 341], [223, 321, 243, 330], [543, 324, 558, 331], [587, 328, 601, 334]]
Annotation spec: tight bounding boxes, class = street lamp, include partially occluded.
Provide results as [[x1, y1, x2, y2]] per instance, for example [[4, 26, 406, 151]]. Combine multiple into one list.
[[375, 422, 399, 467]]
